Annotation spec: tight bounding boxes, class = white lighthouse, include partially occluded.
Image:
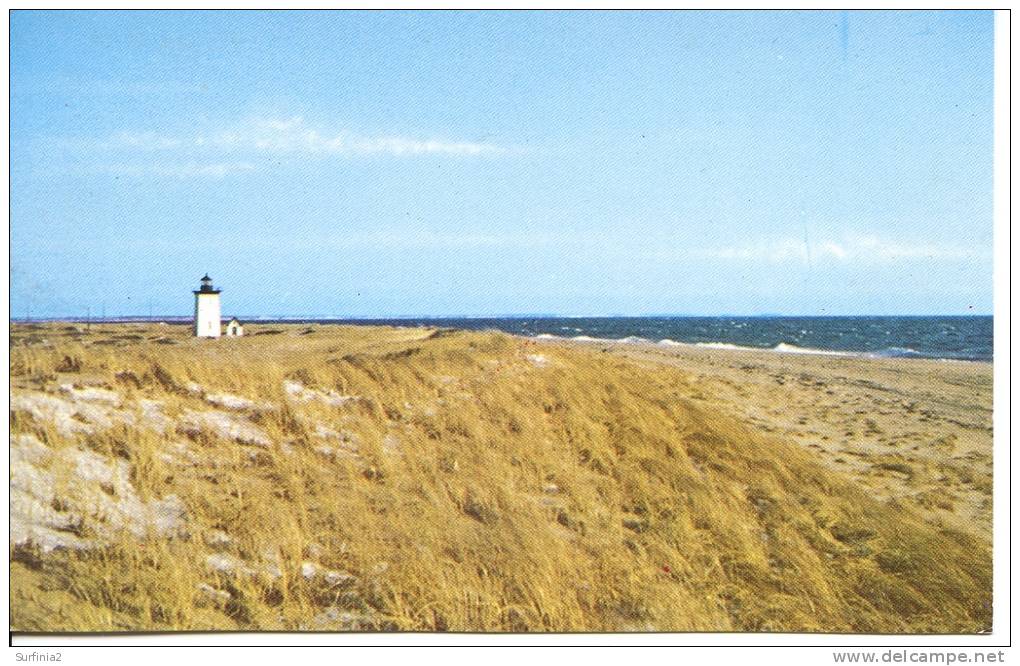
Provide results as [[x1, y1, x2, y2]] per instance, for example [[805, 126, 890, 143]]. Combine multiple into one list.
[[193, 274, 222, 338]]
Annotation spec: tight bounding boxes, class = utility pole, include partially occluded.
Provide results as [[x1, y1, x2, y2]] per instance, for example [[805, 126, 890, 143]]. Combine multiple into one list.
[[86, 307, 91, 333]]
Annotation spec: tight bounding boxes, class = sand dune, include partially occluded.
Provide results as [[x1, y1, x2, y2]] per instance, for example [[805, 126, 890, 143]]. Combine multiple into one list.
[[543, 336, 993, 539], [9, 322, 992, 633]]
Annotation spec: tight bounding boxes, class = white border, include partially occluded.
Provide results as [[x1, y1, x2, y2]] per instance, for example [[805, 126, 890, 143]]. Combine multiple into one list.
[[3, 2, 1011, 656]]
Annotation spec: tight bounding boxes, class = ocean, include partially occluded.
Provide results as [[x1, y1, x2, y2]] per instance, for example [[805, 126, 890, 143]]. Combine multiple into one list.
[[326, 315, 993, 362]]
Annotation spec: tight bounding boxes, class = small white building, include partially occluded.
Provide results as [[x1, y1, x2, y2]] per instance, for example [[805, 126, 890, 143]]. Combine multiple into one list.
[[225, 318, 244, 337], [193, 274, 222, 338]]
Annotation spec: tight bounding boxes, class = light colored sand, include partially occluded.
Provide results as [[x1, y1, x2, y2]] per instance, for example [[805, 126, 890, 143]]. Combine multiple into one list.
[[538, 337, 994, 538], [10, 432, 187, 553]]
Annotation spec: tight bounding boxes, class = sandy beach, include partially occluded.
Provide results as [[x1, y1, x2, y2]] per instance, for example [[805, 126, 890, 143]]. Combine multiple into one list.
[[537, 337, 994, 539]]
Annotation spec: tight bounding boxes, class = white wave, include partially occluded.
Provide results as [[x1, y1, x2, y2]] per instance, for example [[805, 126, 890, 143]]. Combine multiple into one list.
[[694, 341, 937, 360], [567, 334, 647, 345], [867, 346, 922, 358], [773, 343, 855, 357], [544, 332, 945, 361], [695, 341, 852, 356], [694, 342, 761, 352]]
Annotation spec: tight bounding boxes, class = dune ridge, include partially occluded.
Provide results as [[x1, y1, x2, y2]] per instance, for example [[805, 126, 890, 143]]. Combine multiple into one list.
[[9, 323, 991, 633]]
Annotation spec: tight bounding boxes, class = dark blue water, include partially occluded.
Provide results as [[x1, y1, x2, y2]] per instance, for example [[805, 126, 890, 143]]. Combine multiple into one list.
[[288, 315, 993, 362]]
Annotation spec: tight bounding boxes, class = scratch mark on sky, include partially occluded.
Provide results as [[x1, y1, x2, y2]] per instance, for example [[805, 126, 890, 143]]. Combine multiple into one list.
[[840, 11, 850, 61]]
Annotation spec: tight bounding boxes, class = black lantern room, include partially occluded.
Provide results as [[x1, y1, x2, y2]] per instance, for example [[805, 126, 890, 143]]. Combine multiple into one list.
[[194, 274, 221, 295]]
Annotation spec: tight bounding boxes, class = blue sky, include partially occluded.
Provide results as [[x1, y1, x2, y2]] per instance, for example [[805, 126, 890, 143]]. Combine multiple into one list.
[[10, 10, 994, 318]]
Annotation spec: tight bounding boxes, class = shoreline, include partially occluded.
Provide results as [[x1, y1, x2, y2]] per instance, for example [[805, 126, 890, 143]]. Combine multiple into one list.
[[535, 331, 993, 538], [526, 332, 992, 365]]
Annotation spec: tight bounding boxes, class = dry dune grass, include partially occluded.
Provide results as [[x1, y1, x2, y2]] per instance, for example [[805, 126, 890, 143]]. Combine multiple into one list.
[[9, 323, 991, 633]]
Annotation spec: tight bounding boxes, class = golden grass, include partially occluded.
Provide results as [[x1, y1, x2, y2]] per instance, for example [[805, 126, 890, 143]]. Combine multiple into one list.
[[9, 322, 991, 633]]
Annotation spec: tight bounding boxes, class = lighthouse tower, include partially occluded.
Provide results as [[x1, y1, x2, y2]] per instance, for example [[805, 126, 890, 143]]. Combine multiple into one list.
[[193, 274, 222, 338]]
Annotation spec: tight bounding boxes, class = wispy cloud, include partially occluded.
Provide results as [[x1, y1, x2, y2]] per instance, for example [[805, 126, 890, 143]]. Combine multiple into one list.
[[696, 235, 982, 263], [235, 229, 569, 251], [75, 116, 509, 178], [99, 116, 506, 158], [94, 161, 257, 179], [99, 132, 184, 150], [242, 229, 984, 261]]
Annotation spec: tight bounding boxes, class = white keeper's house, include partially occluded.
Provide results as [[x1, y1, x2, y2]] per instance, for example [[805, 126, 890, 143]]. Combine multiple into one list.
[[226, 318, 244, 337]]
